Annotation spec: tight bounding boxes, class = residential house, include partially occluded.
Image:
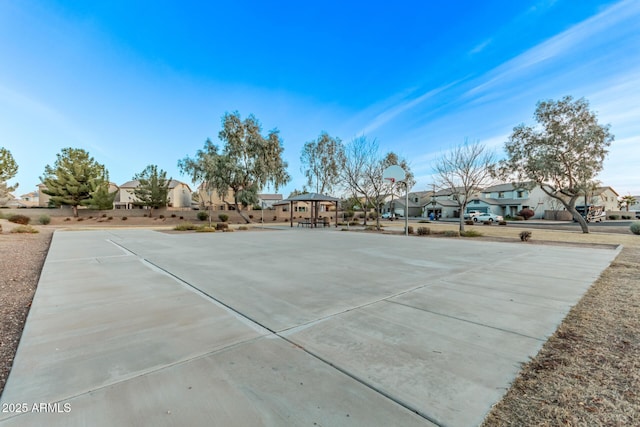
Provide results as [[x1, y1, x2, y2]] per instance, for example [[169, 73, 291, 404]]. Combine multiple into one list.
[[584, 186, 619, 212], [116, 180, 191, 209]]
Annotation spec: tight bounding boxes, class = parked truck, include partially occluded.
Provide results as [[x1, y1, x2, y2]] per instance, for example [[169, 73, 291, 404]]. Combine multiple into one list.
[[574, 205, 606, 223]]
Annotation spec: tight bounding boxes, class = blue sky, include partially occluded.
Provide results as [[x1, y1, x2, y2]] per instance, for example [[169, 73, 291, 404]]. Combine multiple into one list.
[[2, 0, 639, 199]]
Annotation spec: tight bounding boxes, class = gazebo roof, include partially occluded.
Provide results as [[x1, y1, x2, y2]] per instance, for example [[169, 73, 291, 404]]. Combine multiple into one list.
[[283, 192, 340, 202]]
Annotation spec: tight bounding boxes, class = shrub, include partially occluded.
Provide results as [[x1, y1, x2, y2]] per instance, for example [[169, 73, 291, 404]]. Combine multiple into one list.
[[483, 220, 491, 225], [195, 226, 216, 232], [344, 211, 355, 219], [498, 220, 507, 226], [609, 215, 620, 220], [461, 229, 482, 237], [179, 216, 184, 220], [197, 211, 208, 221], [108, 216, 113, 220], [349, 221, 359, 226], [102, 214, 107, 218], [218, 214, 229, 222], [249, 214, 254, 219], [464, 220, 474, 225], [159, 214, 165, 219], [359, 213, 365, 219], [273, 216, 277, 221], [10, 225, 39, 234], [443, 230, 459, 237], [622, 215, 631, 220], [518, 208, 535, 220], [407, 226, 414, 234], [520, 231, 532, 242], [143, 214, 148, 217], [8, 214, 30, 225], [174, 222, 197, 231], [418, 220, 430, 223], [122, 216, 128, 221], [64, 218, 71, 222], [88, 216, 93, 219], [417, 227, 430, 236], [38, 214, 51, 225], [512, 216, 524, 221], [216, 222, 229, 231], [171, 214, 176, 218], [238, 226, 248, 231], [77, 218, 84, 221], [630, 222, 640, 235]]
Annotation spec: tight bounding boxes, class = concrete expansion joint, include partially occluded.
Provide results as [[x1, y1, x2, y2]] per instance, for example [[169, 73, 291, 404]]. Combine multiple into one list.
[[387, 300, 544, 342]]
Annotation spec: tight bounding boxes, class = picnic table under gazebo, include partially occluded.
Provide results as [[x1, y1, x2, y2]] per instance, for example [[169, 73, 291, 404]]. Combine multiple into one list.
[[280, 193, 340, 228]]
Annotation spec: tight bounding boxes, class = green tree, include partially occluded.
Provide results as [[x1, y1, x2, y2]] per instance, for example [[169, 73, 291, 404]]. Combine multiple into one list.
[[87, 176, 117, 210], [620, 195, 637, 211], [433, 140, 496, 232], [179, 112, 290, 223], [300, 132, 344, 194], [0, 147, 18, 203], [133, 165, 171, 216], [497, 96, 613, 233], [41, 148, 108, 217]]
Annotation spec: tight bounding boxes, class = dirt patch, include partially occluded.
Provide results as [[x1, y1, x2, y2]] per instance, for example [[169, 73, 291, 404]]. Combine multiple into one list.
[[482, 245, 640, 426]]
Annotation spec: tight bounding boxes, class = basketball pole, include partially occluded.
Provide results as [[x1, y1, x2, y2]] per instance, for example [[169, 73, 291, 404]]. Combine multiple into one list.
[[405, 181, 409, 236]]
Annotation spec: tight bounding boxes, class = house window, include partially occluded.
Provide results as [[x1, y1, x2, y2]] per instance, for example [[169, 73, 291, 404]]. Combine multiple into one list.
[[498, 192, 505, 198], [516, 191, 524, 198], [473, 200, 479, 204]]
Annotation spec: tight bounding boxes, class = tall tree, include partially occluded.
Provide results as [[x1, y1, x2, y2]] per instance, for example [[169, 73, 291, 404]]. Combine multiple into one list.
[[133, 165, 171, 216], [433, 140, 496, 233], [300, 132, 344, 194], [0, 147, 18, 203], [41, 148, 108, 217], [179, 112, 290, 223], [497, 96, 613, 233], [339, 136, 413, 230]]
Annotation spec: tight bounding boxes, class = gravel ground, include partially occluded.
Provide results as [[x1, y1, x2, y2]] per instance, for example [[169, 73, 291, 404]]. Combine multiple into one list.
[[0, 222, 52, 397]]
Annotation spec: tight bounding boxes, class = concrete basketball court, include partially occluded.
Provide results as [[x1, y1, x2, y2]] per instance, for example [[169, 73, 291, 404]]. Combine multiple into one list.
[[0, 228, 620, 426]]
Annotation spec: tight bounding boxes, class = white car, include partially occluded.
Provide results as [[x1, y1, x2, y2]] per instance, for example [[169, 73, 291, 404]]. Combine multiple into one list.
[[473, 213, 503, 222]]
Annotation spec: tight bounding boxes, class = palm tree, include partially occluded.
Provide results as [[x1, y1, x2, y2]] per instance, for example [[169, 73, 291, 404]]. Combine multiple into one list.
[[620, 195, 637, 211]]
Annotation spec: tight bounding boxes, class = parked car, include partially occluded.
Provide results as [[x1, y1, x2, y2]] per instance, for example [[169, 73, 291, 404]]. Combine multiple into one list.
[[473, 213, 503, 222], [463, 211, 482, 220]]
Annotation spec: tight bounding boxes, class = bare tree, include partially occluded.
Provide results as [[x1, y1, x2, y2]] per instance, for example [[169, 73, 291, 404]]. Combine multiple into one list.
[[338, 136, 413, 230], [433, 140, 496, 232]]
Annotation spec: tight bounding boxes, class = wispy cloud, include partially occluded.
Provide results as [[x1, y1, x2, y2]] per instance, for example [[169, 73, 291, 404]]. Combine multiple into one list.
[[464, 0, 640, 100], [359, 81, 460, 136], [469, 39, 492, 55]]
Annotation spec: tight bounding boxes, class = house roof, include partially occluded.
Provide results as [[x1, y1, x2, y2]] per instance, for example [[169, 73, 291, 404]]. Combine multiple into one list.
[[120, 179, 190, 191], [258, 194, 283, 200], [595, 186, 619, 197]]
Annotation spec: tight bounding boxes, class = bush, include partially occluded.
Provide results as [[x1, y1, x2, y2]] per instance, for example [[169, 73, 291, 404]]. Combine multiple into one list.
[[197, 211, 208, 221], [512, 216, 524, 221], [8, 214, 30, 225], [216, 222, 229, 231], [520, 231, 532, 242], [159, 214, 165, 219], [630, 222, 640, 235], [38, 214, 51, 225], [622, 215, 631, 220], [102, 214, 107, 218], [171, 214, 176, 218], [348, 221, 359, 226], [443, 230, 459, 237], [273, 216, 277, 221], [461, 229, 482, 237], [518, 208, 535, 220], [344, 211, 355, 219], [10, 225, 39, 234], [174, 222, 197, 231], [195, 226, 216, 232], [122, 216, 128, 221], [417, 227, 431, 236], [77, 218, 84, 221], [143, 214, 148, 217], [609, 215, 620, 220], [179, 216, 184, 220], [407, 226, 414, 234], [65, 218, 71, 222], [464, 220, 474, 225], [238, 226, 248, 231], [218, 214, 229, 222], [108, 216, 113, 220], [418, 220, 430, 223], [498, 220, 507, 226]]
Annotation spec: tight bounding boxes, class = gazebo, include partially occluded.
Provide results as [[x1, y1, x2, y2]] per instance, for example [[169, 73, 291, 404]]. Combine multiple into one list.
[[281, 193, 340, 228]]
